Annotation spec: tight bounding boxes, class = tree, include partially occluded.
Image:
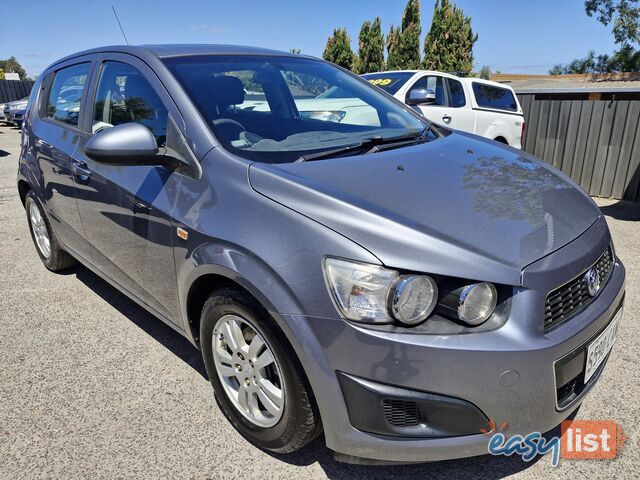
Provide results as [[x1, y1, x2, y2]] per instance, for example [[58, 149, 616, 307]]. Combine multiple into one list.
[[585, 0, 640, 46], [0, 57, 27, 80], [550, 46, 640, 74], [551, 1, 640, 74], [0, 68, 4, 80], [289, 48, 301, 54], [355, 17, 385, 73], [323, 28, 356, 70], [388, 0, 422, 70], [423, 0, 478, 74], [386, 25, 402, 70], [479, 65, 492, 79]]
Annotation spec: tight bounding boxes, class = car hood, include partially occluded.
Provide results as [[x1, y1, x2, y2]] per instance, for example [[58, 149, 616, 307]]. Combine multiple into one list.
[[248, 132, 601, 286]]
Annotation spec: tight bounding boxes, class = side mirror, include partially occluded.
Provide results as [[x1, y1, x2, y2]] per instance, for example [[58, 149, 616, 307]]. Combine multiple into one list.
[[84, 123, 160, 165], [407, 88, 436, 106]]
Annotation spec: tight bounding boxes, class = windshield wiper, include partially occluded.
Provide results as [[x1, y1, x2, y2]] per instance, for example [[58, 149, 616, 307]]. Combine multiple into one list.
[[295, 128, 430, 163]]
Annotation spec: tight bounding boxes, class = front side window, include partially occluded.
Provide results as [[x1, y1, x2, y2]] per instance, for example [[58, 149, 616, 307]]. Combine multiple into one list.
[[448, 79, 466, 108], [472, 83, 518, 112], [92, 61, 168, 146], [165, 55, 428, 163], [46, 63, 89, 127], [407, 76, 446, 107]]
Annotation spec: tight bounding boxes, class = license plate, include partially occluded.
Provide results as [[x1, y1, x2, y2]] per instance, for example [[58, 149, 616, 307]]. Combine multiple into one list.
[[584, 308, 622, 383]]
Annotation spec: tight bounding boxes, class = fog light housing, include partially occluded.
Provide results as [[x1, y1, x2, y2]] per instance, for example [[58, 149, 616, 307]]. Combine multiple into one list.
[[389, 275, 438, 325], [458, 282, 497, 325]]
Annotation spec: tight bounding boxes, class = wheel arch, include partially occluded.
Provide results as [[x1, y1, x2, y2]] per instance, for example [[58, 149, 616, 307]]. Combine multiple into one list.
[[17, 179, 31, 206], [181, 257, 304, 350]]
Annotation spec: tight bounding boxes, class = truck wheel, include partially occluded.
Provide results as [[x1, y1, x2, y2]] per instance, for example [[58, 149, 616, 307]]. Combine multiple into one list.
[[200, 288, 321, 453], [25, 191, 76, 271]]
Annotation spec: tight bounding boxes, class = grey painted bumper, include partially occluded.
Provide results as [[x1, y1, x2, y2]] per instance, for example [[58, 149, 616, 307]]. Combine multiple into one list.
[[282, 259, 625, 463]]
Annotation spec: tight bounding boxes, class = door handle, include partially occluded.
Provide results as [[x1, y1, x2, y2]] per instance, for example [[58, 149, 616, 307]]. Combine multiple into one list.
[[442, 115, 452, 124], [132, 198, 151, 214], [72, 160, 92, 182]]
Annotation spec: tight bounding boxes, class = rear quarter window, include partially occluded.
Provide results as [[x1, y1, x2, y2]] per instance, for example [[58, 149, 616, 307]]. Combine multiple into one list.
[[472, 82, 518, 112]]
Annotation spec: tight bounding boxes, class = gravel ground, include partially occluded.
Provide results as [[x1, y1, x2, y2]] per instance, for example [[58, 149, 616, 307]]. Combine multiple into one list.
[[1, 126, 639, 479]]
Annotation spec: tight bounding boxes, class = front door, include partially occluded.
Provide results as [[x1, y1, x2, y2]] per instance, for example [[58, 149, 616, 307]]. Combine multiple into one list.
[[406, 75, 453, 127], [73, 56, 183, 324]]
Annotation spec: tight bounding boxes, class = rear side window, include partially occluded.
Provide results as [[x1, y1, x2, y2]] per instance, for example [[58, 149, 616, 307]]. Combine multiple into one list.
[[45, 63, 90, 127], [448, 79, 466, 108], [472, 83, 518, 112], [92, 61, 168, 146]]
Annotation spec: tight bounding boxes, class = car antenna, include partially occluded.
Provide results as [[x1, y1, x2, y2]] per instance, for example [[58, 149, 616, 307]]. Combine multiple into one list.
[[111, 6, 129, 45]]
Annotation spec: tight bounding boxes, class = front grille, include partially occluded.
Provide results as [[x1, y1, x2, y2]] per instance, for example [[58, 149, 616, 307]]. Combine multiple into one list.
[[382, 399, 422, 427], [544, 247, 614, 330]]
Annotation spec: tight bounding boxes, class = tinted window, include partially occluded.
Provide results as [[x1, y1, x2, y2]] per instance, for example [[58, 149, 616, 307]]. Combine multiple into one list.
[[361, 72, 415, 94], [472, 83, 517, 112], [165, 55, 427, 163], [448, 79, 466, 108], [46, 63, 89, 127], [407, 76, 445, 106], [92, 62, 168, 146]]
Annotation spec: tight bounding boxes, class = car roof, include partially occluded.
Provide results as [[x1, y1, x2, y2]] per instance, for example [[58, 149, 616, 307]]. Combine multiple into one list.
[[363, 70, 460, 79], [48, 44, 308, 70]]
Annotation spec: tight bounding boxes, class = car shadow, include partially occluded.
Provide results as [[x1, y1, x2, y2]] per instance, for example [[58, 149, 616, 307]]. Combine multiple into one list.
[[599, 200, 640, 221], [265, 434, 543, 480], [67, 264, 209, 380]]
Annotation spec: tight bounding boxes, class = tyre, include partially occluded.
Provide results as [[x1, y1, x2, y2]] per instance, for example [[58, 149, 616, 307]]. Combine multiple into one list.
[[200, 288, 321, 453], [25, 191, 76, 271]]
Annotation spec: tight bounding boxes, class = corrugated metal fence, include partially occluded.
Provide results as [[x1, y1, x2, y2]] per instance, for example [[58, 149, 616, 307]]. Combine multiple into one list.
[[0, 79, 34, 104], [517, 89, 640, 203]]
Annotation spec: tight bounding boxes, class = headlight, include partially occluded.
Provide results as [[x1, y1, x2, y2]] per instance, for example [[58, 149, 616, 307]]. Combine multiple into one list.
[[458, 282, 497, 326], [389, 275, 438, 325], [323, 258, 397, 323], [299, 110, 346, 122]]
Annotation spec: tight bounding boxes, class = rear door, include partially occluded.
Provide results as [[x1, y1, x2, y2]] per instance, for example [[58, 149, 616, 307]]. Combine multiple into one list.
[[405, 75, 453, 127], [445, 77, 475, 133], [30, 60, 94, 260], [73, 54, 184, 324]]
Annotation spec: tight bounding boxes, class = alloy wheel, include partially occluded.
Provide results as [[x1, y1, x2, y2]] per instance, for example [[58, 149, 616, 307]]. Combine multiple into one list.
[[212, 314, 285, 427], [30, 202, 51, 259]]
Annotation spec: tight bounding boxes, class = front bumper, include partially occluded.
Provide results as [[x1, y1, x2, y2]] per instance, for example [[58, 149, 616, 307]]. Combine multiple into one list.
[[280, 224, 626, 463]]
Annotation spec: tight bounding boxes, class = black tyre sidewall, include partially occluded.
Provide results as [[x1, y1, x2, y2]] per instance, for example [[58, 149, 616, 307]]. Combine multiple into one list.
[[200, 292, 306, 451]]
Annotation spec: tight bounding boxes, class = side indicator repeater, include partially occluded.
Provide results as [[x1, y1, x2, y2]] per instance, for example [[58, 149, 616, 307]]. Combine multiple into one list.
[[177, 227, 189, 240]]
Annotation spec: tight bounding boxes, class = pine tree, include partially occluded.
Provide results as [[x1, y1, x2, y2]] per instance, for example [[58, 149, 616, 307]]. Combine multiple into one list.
[[398, 0, 422, 69], [423, 0, 478, 74], [323, 28, 356, 70], [386, 25, 402, 70], [355, 17, 385, 73]]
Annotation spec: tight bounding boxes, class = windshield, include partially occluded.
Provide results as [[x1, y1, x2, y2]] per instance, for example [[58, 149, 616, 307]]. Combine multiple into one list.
[[164, 55, 428, 163], [361, 72, 415, 95]]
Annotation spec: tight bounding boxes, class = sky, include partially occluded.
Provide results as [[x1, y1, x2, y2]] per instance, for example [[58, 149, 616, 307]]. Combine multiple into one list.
[[0, 0, 620, 78]]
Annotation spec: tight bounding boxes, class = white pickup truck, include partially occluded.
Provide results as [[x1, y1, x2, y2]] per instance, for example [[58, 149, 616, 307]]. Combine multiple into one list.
[[362, 70, 525, 149]]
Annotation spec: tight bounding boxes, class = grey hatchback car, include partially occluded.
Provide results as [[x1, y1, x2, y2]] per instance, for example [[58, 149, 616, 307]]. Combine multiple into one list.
[[18, 45, 625, 464]]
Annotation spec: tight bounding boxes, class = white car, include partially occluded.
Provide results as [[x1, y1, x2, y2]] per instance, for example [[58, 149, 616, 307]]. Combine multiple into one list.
[[362, 71, 525, 149]]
